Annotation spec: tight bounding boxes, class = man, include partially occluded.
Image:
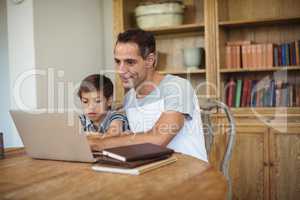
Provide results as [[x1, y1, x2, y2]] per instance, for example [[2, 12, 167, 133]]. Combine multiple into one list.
[[88, 29, 207, 161]]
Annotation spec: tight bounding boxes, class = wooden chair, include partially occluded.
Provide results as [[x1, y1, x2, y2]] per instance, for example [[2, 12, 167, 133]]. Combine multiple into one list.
[[200, 99, 236, 200]]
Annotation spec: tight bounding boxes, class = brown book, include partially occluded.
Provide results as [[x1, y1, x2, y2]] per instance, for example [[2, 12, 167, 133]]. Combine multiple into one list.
[[236, 46, 241, 68], [251, 45, 257, 68], [96, 154, 172, 169], [246, 45, 252, 68], [257, 44, 263, 68], [102, 143, 174, 162], [261, 44, 267, 68], [226, 46, 232, 69], [231, 46, 237, 68], [266, 43, 274, 68], [242, 45, 247, 68]]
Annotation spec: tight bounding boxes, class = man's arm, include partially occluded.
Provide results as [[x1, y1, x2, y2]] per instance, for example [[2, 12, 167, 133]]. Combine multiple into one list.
[[87, 111, 185, 151]]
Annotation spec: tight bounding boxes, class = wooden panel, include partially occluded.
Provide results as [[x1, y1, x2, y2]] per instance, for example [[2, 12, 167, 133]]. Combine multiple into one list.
[[269, 126, 300, 200], [183, 0, 204, 24], [229, 126, 269, 200], [222, 0, 300, 21], [204, 0, 218, 98], [113, 0, 125, 104], [226, 24, 300, 44]]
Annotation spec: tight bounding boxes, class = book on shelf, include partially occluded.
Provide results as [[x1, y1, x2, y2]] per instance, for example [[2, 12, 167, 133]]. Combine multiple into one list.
[[224, 40, 300, 69], [224, 78, 300, 108]]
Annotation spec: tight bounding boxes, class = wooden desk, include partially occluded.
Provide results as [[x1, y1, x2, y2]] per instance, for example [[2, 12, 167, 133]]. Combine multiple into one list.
[[0, 148, 227, 200]]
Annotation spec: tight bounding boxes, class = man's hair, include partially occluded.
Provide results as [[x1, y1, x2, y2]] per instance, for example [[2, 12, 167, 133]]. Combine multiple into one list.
[[116, 29, 156, 59], [77, 74, 113, 99]]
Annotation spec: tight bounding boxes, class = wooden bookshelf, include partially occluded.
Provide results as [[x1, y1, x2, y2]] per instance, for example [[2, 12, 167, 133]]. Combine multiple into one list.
[[113, 1, 300, 199], [220, 66, 300, 73], [145, 23, 204, 35], [219, 16, 300, 28]]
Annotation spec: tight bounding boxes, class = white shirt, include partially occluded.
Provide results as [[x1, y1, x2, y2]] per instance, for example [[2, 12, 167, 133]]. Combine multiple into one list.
[[124, 75, 208, 162]]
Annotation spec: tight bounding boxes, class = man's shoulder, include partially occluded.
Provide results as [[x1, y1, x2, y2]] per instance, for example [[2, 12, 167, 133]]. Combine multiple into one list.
[[159, 74, 194, 94]]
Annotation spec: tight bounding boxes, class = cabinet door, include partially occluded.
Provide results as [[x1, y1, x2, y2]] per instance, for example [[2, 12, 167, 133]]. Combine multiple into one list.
[[269, 126, 300, 200], [230, 126, 269, 200]]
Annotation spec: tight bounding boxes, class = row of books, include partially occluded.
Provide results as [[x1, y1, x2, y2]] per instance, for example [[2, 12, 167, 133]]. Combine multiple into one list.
[[225, 40, 300, 69], [224, 78, 300, 108]]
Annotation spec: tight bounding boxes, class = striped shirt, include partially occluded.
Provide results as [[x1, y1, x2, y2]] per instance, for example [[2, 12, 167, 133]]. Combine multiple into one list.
[[79, 110, 130, 133]]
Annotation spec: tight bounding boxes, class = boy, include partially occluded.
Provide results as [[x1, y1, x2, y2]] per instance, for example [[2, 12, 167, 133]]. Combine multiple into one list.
[[78, 74, 129, 137]]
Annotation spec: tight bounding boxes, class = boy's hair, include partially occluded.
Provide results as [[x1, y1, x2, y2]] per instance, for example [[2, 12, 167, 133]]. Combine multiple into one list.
[[77, 74, 113, 99], [116, 29, 156, 59]]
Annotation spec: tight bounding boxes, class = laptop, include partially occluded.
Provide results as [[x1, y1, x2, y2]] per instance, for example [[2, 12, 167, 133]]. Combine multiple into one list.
[[10, 110, 99, 163]]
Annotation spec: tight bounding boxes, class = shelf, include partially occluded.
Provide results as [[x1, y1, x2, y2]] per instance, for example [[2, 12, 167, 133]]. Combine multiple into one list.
[[219, 16, 300, 28], [220, 66, 300, 73], [145, 23, 204, 35], [158, 68, 206, 75], [227, 107, 300, 115]]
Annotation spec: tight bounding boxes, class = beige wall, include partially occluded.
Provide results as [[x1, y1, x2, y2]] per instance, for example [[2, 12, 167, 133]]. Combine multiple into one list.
[[3, 0, 114, 147], [33, 0, 114, 110]]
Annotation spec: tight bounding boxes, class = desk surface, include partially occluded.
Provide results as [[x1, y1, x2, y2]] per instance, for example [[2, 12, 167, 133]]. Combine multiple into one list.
[[0, 148, 227, 200]]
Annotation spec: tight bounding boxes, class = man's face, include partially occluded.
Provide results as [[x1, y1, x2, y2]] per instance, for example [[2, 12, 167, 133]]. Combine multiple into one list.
[[114, 42, 149, 89]]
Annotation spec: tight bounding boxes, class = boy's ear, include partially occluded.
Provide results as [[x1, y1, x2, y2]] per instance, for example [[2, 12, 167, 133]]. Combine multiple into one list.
[[145, 53, 156, 69], [107, 96, 113, 107]]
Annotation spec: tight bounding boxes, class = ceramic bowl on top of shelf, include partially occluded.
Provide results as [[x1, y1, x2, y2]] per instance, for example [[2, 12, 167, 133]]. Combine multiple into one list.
[[182, 47, 205, 69], [135, 0, 184, 29]]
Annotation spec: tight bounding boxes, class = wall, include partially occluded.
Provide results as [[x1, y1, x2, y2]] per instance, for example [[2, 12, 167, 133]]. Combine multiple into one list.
[[2, 0, 114, 147], [33, 0, 106, 110], [0, 0, 13, 147]]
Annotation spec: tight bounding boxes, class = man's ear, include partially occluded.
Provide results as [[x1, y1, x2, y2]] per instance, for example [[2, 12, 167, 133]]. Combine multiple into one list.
[[145, 53, 156, 69]]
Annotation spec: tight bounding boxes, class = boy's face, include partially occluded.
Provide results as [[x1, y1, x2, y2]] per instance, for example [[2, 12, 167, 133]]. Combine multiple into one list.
[[80, 91, 112, 123], [114, 42, 154, 89]]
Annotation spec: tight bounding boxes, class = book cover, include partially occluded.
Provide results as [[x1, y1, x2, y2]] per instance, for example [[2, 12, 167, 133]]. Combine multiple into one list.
[[247, 45, 252, 68], [273, 45, 279, 66], [242, 45, 247, 68], [96, 154, 172, 169], [251, 45, 257, 68], [226, 46, 232, 69], [290, 42, 296, 66], [281, 44, 286, 66], [270, 80, 276, 107], [250, 80, 258, 107], [278, 45, 282, 66], [285, 43, 290, 66], [261, 44, 268, 68], [92, 155, 177, 175], [241, 79, 249, 107], [246, 80, 253, 107], [267, 43, 274, 68], [102, 143, 174, 162], [236, 46, 241, 68], [227, 78, 236, 107], [257, 44, 263, 68], [235, 79, 243, 107]]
